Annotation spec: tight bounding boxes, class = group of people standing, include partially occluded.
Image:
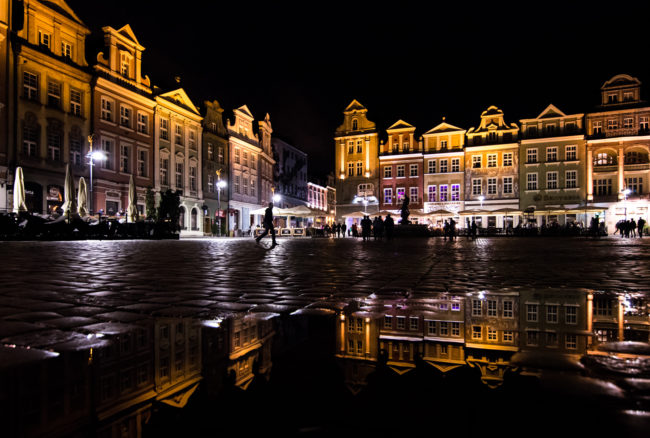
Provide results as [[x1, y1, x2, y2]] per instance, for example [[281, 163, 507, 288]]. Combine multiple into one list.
[[614, 217, 646, 238], [348, 214, 395, 241]]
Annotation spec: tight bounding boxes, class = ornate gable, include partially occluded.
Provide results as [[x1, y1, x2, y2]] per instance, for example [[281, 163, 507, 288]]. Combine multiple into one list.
[[159, 88, 200, 115]]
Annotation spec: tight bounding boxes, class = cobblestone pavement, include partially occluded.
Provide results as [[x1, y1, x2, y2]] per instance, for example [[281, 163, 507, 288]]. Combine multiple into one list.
[[1, 236, 649, 339]]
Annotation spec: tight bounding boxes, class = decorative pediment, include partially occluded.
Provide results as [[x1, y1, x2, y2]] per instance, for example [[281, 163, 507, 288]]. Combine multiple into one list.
[[236, 105, 255, 120], [602, 74, 641, 90], [424, 121, 465, 135], [537, 104, 566, 119], [43, 0, 86, 26], [159, 88, 200, 115], [116, 24, 141, 47], [387, 119, 415, 131], [344, 99, 367, 113]]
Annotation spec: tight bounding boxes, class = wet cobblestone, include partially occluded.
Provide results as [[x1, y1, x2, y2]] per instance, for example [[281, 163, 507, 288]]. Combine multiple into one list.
[[1, 236, 649, 342]]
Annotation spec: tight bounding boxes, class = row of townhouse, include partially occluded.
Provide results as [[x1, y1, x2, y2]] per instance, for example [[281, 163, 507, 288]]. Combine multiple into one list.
[[334, 74, 650, 232], [336, 290, 649, 389], [0, 0, 297, 236]]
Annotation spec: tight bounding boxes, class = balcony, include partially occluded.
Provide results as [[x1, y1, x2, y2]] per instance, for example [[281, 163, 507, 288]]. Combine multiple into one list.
[[625, 163, 650, 171], [593, 164, 617, 173], [606, 128, 640, 138]]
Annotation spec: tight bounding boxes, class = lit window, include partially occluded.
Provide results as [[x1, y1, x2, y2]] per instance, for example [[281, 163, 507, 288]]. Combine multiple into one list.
[[487, 154, 497, 168], [527, 173, 538, 190], [566, 170, 577, 189], [527, 148, 538, 164], [546, 147, 557, 162], [565, 145, 577, 161], [384, 166, 392, 178], [451, 158, 460, 172], [503, 153, 513, 167]]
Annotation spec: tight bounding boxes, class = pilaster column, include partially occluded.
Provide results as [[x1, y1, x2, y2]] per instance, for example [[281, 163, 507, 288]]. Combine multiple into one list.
[[365, 318, 370, 356], [587, 293, 593, 347], [618, 146, 625, 199], [587, 148, 593, 201]]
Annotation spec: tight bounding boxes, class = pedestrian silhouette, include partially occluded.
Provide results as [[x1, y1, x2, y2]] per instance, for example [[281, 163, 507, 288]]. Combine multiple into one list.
[[385, 214, 394, 240], [255, 202, 278, 248]]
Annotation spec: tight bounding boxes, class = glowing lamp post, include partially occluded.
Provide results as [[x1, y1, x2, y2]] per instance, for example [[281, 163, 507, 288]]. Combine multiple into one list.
[[87, 135, 106, 216], [216, 169, 227, 236], [623, 188, 631, 219]]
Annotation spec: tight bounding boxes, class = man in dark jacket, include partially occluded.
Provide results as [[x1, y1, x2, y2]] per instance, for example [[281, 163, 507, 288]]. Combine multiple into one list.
[[256, 202, 277, 248]]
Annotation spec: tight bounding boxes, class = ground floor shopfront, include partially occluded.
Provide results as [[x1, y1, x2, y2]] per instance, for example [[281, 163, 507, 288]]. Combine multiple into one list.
[[228, 200, 265, 237]]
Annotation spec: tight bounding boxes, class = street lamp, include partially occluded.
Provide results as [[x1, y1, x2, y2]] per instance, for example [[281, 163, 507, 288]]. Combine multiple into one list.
[[271, 186, 281, 203], [623, 188, 631, 219], [478, 195, 485, 209], [216, 169, 227, 237], [87, 135, 106, 216]]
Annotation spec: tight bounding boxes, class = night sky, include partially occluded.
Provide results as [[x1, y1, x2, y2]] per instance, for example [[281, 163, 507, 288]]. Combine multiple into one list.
[[66, 1, 648, 179]]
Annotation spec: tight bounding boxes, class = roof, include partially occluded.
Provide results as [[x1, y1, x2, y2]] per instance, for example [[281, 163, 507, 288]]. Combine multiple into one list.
[[41, 0, 86, 27], [537, 103, 567, 119], [602, 74, 641, 89], [344, 99, 367, 113], [424, 121, 465, 135], [387, 119, 415, 131]]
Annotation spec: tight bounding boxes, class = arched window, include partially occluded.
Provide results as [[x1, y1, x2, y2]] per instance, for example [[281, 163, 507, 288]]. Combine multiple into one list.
[[594, 152, 614, 166], [352, 119, 358, 130], [179, 206, 186, 230]]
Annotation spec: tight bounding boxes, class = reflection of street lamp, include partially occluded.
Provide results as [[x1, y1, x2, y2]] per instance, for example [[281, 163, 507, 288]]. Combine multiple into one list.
[[87, 134, 106, 216], [216, 169, 227, 237], [478, 195, 485, 209]]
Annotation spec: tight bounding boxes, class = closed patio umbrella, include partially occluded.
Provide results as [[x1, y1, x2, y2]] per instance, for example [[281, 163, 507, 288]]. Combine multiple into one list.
[[77, 177, 88, 217], [127, 174, 138, 222], [12, 167, 27, 213], [61, 164, 76, 218]]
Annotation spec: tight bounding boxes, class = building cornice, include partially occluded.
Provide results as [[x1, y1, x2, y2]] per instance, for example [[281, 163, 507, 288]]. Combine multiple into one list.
[[464, 143, 519, 152], [520, 135, 585, 144], [587, 135, 650, 144], [379, 153, 423, 160]]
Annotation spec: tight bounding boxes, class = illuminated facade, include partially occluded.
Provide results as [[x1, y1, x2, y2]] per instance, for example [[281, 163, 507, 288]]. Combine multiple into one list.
[[226, 105, 262, 234], [201, 99, 229, 235], [9, 0, 92, 213], [258, 113, 275, 208], [92, 24, 155, 217], [422, 119, 466, 220], [307, 181, 327, 211], [379, 120, 424, 218], [519, 105, 586, 225], [272, 137, 308, 208], [153, 88, 204, 235], [334, 100, 379, 222], [465, 106, 521, 228], [586, 74, 650, 231]]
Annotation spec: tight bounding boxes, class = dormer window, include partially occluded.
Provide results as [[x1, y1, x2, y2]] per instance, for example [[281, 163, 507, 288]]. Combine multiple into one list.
[[440, 140, 447, 149], [624, 91, 634, 102], [61, 42, 72, 59], [120, 52, 132, 77], [608, 93, 618, 104], [38, 30, 51, 49]]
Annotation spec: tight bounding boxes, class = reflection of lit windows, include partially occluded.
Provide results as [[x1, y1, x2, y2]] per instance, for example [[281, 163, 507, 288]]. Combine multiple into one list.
[[383, 188, 393, 205], [503, 300, 513, 318], [472, 299, 482, 316], [526, 304, 538, 322], [546, 332, 558, 347], [451, 322, 460, 337], [487, 300, 497, 317], [487, 328, 497, 341], [565, 306, 578, 324], [452, 303, 460, 311], [384, 315, 393, 329], [439, 303, 448, 311], [427, 321, 436, 336], [397, 316, 406, 330], [439, 185, 448, 202], [472, 326, 482, 339], [547, 305, 558, 323], [503, 331, 514, 343]]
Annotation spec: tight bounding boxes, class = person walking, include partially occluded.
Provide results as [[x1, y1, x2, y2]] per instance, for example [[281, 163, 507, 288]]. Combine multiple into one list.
[[443, 220, 449, 241], [361, 215, 372, 241], [449, 217, 457, 240], [255, 202, 278, 248], [630, 218, 637, 238], [638, 217, 646, 238], [471, 219, 478, 239], [341, 222, 347, 238]]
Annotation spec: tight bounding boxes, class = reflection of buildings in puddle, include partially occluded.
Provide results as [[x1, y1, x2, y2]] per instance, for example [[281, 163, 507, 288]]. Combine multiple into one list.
[[202, 313, 276, 394], [335, 290, 647, 391]]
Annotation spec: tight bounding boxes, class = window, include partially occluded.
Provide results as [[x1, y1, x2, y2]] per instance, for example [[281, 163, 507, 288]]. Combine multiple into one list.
[[137, 150, 147, 177], [101, 139, 113, 170], [527, 331, 539, 346], [234, 148, 240, 164], [566, 145, 577, 161], [547, 305, 558, 323], [160, 118, 169, 140], [595, 152, 613, 166], [70, 89, 82, 116], [503, 152, 513, 167], [120, 52, 131, 76], [439, 322, 449, 336], [451, 184, 460, 201], [242, 177, 248, 195], [623, 91, 634, 102], [218, 146, 224, 164], [452, 302, 460, 311], [594, 179, 612, 196], [120, 106, 131, 128], [487, 178, 497, 195], [546, 332, 558, 347], [397, 317, 406, 330], [607, 119, 618, 130], [451, 158, 460, 172], [472, 179, 482, 196], [189, 130, 196, 149], [593, 121, 602, 134], [356, 161, 363, 176], [608, 93, 618, 104], [427, 185, 436, 202], [439, 159, 448, 173], [503, 331, 514, 343], [566, 170, 577, 189], [402, 142, 409, 151], [410, 187, 418, 202], [384, 166, 392, 178], [472, 299, 482, 316], [439, 185, 448, 202], [396, 188, 405, 201], [527, 173, 538, 190], [487, 328, 497, 341], [176, 160, 184, 188], [624, 117, 634, 129], [356, 140, 362, 154], [565, 306, 577, 324], [547, 172, 558, 189], [440, 140, 448, 149], [348, 141, 354, 154], [234, 175, 240, 193], [503, 177, 513, 194], [120, 144, 131, 173], [527, 148, 538, 163], [626, 177, 644, 194], [47, 81, 61, 108], [547, 147, 557, 162], [175, 125, 183, 145], [61, 41, 72, 58], [38, 30, 51, 48], [70, 135, 82, 166], [384, 315, 393, 329], [472, 326, 482, 340], [47, 130, 61, 161], [472, 155, 481, 168], [396, 165, 405, 177], [428, 160, 436, 174], [526, 304, 538, 322], [384, 188, 393, 204], [23, 72, 39, 100], [190, 165, 197, 192], [565, 334, 577, 350], [487, 300, 497, 317], [250, 178, 255, 197], [427, 321, 436, 336], [347, 162, 353, 176], [22, 124, 38, 157], [410, 317, 419, 331], [352, 119, 358, 130], [243, 151, 248, 166], [503, 300, 513, 318], [207, 144, 214, 161], [451, 322, 460, 337], [160, 156, 169, 185], [409, 164, 418, 177], [487, 154, 497, 168], [640, 116, 649, 131], [137, 113, 148, 134]]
